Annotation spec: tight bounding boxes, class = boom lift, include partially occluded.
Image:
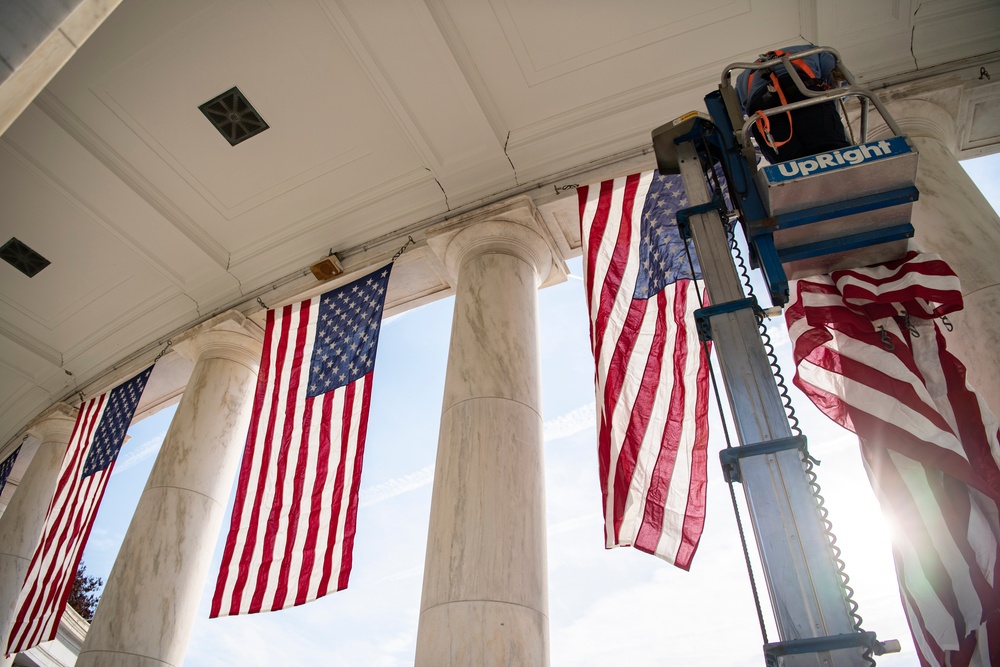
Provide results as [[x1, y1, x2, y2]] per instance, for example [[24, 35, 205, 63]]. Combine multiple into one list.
[[650, 47, 912, 665]]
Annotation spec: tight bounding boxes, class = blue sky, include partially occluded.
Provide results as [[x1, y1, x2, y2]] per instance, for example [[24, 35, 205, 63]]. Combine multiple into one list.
[[76, 153, 1000, 666]]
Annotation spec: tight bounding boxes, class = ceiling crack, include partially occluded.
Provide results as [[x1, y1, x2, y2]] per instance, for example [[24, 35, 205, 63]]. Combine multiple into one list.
[[182, 292, 202, 318], [503, 131, 519, 185], [910, 1, 923, 70], [428, 168, 450, 210]]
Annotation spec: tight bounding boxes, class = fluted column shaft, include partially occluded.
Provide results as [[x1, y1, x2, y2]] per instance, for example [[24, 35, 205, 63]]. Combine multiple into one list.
[[0, 405, 77, 657], [874, 97, 1000, 414], [76, 313, 262, 667], [416, 200, 554, 666]]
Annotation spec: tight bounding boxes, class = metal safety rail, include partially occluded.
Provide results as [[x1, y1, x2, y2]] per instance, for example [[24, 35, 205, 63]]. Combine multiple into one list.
[[709, 46, 918, 306], [720, 46, 903, 155]]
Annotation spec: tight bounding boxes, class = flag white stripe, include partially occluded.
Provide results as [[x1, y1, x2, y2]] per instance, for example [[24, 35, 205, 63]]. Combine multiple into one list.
[[580, 170, 710, 569], [212, 265, 388, 617], [259, 301, 317, 611], [658, 287, 705, 557], [788, 254, 1000, 666], [611, 295, 660, 543], [9, 369, 150, 653]]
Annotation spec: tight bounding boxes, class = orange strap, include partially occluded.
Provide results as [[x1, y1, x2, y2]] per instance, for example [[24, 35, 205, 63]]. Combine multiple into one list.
[[745, 49, 817, 100], [753, 72, 794, 150]]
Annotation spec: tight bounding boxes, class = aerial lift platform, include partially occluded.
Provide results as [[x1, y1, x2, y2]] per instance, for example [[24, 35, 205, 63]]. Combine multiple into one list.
[[650, 47, 913, 665]]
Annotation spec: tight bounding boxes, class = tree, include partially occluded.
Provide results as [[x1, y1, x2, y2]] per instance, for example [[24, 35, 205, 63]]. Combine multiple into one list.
[[68, 562, 103, 622]]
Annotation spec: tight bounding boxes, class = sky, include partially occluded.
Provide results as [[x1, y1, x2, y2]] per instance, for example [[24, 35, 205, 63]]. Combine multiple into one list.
[[70, 153, 1000, 666]]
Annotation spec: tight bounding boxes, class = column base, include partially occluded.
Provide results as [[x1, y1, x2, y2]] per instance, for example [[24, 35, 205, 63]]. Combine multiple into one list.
[[415, 600, 549, 667]]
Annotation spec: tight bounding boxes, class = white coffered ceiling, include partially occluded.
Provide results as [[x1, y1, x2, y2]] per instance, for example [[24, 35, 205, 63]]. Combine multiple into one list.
[[1, 0, 998, 472]]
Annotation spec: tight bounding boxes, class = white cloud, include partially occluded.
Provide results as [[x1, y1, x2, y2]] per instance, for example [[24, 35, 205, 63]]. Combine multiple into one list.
[[543, 402, 595, 442], [359, 464, 435, 507], [377, 564, 423, 583], [111, 432, 165, 476]]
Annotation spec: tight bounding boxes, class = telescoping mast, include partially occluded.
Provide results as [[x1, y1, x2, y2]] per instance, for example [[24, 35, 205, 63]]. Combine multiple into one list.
[[651, 46, 913, 666]]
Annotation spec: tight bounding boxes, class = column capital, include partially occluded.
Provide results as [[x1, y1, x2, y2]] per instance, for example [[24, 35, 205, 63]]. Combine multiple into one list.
[[24, 402, 78, 441], [426, 195, 567, 288], [172, 310, 264, 368], [866, 86, 963, 150]]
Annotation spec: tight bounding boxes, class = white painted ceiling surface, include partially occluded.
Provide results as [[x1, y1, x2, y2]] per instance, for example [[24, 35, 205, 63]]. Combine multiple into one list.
[[1, 0, 999, 471]]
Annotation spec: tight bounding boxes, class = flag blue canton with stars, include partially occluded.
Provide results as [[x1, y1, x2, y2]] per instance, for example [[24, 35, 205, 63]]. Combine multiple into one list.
[[81, 366, 154, 478], [0, 445, 21, 495], [633, 171, 702, 300], [307, 264, 392, 398]]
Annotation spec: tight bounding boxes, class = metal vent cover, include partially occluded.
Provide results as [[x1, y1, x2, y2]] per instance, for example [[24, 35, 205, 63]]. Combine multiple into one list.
[[1, 238, 50, 277], [199, 86, 269, 146]]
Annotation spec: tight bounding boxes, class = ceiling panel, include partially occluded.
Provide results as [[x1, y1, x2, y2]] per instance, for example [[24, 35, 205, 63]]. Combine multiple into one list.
[[329, 0, 517, 204], [429, 0, 803, 182], [0, 147, 173, 335], [492, 0, 744, 84]]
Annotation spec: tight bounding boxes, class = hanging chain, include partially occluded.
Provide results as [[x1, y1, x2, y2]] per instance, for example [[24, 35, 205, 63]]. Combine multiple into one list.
[[941, 315, 954, 331], [392, 236, 415, 262], [903, 313, 920, 338], [153, 340, 172, 363]]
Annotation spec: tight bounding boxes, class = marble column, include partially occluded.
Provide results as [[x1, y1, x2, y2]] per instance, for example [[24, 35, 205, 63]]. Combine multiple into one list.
[[871, 96, 1000, 415], [0, 404, 76, 658], [76, 312, 262, 667], [415, 197, 557, 666]]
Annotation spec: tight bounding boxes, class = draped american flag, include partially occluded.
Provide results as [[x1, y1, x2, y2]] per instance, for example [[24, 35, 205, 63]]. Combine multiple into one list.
[[211, 264, 392, 617], [578, 170, 711, 569], [7, 367, 153, 654], [0, 445, 20, 496], [786, 251, 1000, 666]]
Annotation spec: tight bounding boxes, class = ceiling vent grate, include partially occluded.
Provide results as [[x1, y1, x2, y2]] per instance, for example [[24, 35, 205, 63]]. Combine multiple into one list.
[[1, 238, 50, 277], [199, 86, 269, 146]]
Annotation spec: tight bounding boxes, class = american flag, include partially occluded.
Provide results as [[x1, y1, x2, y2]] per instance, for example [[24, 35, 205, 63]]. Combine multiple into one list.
[[7, 367, 153, 654], [785, 251, 1000, 666], [578, 170, 711, 569], [0, 445, 20, 496], [211, 264, 392, 617]]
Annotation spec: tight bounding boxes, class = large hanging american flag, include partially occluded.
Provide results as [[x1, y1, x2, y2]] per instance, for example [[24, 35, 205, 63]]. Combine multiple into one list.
[[211, 264, 392, 617], [7, 367, 153, 654], [785, 251, 1000, 666], [578, 170, 711, 569]]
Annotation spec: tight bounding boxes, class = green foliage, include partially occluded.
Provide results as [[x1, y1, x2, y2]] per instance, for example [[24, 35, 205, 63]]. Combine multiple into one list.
[[68, 562, 103, 622]]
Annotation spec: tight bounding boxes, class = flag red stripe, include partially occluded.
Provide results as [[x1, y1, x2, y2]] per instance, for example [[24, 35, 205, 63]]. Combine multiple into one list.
[[9, 367, 149, 654], [339, 374, 373, 590], [319, 381, 355, 597], [10, 398, 104, 648], [294, 391, 335, 606], [579, 171, 710, 568], [788, 256, 1000, 666], [212, 264, 388, 617], [798, 338, 999, 502], [252, 301, 310, 612], [633, 289, 683, 555], [610, 296, 664, 542], [212, 307, 277, 617], [675, 320, 712, 570], [227, 303, 296, 615], [594, 176, 640, 357]]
